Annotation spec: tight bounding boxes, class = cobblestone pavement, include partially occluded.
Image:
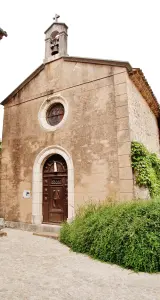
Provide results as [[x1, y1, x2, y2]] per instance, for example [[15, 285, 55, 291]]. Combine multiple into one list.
[[0, 229, 160, 300]]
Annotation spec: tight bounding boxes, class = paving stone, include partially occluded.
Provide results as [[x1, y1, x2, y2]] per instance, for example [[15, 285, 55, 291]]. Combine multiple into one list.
[[0, 228, 159, 300]]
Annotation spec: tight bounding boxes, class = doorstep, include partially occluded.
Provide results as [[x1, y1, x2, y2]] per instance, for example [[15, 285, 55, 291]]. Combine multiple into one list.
[[5, 220, 61, 234]]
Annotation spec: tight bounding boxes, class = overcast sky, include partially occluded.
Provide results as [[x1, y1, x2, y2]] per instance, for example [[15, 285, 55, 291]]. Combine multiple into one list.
[[0, 0, 160, 139]]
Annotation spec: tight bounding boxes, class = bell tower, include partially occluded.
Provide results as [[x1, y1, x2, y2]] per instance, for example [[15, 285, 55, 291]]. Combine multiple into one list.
[[44, 14, 68, 63]]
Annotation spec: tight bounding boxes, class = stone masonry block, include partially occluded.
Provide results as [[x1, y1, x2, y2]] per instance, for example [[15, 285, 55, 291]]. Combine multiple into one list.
[[113, 67, 126, 74], [116, 105, 129, 119], [120, 180, 133, 193], [114, 72, 127, 85], [118, 155, 131, 167], [115, 94, 128, 107], [115, 83, 127, 96], [117, 130, 130, 143], [119, 167, 133, 180], [118, 142, 131, 155], [117, 117, 129, 131]]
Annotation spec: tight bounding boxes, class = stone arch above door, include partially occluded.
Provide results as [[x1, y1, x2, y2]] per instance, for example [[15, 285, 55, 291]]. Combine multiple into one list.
[[32, 145, 74, 225]]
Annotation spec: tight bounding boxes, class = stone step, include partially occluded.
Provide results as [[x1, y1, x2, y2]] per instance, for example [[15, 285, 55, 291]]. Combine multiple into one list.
[[33, 231, 59, 240], [5, 221, 61, 234], [39, 224, 61, 234], [0, 231, 7, 237]]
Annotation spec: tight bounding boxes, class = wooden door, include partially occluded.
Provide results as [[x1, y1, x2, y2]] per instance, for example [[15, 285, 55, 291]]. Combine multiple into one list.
[[43, 154, 68, 223]]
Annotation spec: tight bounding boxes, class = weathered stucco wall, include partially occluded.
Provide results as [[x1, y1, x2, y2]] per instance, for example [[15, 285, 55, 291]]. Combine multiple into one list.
[[127, 76, 159, 154], [0, 59, 125, 223], [127, 75, 159, 199], [2, 58, 158, 222]]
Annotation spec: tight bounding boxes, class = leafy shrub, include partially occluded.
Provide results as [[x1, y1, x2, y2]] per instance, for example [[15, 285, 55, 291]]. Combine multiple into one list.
[[131, 141, 160, 197], [60, 222, 71, 246], [60, 199, 160, 273]]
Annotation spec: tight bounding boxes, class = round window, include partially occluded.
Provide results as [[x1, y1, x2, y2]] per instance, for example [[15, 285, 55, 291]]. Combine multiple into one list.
[[46, 103, 64, 126]]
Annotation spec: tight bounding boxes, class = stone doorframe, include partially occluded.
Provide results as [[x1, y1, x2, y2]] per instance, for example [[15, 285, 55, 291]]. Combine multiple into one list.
[[32, 145, 74, 225]]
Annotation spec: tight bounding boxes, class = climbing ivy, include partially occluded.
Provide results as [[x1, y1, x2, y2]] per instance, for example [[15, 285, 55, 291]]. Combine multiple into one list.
[[131, 141, 160, 197]]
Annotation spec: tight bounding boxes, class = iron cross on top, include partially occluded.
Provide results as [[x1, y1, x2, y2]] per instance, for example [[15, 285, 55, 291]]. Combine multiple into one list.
[[53, 14, 60, 22]]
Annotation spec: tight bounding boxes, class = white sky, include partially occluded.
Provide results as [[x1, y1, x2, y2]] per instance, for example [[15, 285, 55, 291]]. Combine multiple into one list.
[[0, 0, 160, 139]]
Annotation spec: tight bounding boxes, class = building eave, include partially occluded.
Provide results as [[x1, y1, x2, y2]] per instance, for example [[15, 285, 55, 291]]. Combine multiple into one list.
[[129, 68, 160, 118], [44, 22, 68, 34], [63, 56, 133, 72]]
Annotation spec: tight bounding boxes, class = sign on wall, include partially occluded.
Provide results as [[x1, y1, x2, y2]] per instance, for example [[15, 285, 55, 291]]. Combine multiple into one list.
[[23, 190, 31, 199]]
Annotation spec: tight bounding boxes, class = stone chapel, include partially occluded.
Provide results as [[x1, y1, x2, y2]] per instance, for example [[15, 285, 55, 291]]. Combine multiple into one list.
[[0, 16, 160, 227]]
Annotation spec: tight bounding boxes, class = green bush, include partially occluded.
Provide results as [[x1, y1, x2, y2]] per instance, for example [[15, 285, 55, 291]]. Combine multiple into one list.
[[60, 221, 71, 246], [60, 199, 160, 273], [131, 141, 160, 197]]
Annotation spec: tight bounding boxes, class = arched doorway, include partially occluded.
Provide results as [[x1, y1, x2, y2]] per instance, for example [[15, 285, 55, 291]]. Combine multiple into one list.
[[32, 145, 74, 225], [43, 154, 68, 223]]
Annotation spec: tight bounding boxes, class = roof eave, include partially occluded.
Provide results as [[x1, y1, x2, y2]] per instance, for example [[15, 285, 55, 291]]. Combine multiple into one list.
[[129, 68, 160, 118], [63, 56, 133, 72], [44, 22, 68, 34]]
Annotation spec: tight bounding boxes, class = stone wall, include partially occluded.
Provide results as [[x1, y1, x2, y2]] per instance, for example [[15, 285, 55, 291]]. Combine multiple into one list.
[[0, 59, 124, 223], [1, 58, 159, 222], [126, 75, 160, 198], [127, 76, 159, 154]]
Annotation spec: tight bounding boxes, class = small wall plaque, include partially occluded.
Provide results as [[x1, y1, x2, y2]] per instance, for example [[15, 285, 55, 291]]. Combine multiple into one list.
[[23, 190, 31, 199]]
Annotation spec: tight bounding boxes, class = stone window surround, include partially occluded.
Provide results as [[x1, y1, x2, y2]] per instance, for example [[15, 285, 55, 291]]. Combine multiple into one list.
[[32, 145, 74, 225], [38, 94, 68, 132]]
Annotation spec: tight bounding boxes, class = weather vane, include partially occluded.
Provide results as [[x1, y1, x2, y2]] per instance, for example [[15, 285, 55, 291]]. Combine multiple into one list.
[[53, 14, 60, 22]]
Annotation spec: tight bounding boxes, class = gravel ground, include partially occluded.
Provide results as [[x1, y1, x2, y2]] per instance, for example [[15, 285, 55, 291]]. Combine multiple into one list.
[[0, 228, 160, 300]]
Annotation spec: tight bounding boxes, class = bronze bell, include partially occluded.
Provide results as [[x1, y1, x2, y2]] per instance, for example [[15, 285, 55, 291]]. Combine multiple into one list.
[[50, 37, 59, 55], [51, 44, 59, 55]]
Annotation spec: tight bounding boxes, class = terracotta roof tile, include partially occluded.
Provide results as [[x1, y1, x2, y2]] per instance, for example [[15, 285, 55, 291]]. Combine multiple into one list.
[[129, 68, 160, 118]]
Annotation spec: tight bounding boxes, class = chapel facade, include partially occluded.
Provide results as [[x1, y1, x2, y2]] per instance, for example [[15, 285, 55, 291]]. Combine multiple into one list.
[[0, 17, 160, 226]]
